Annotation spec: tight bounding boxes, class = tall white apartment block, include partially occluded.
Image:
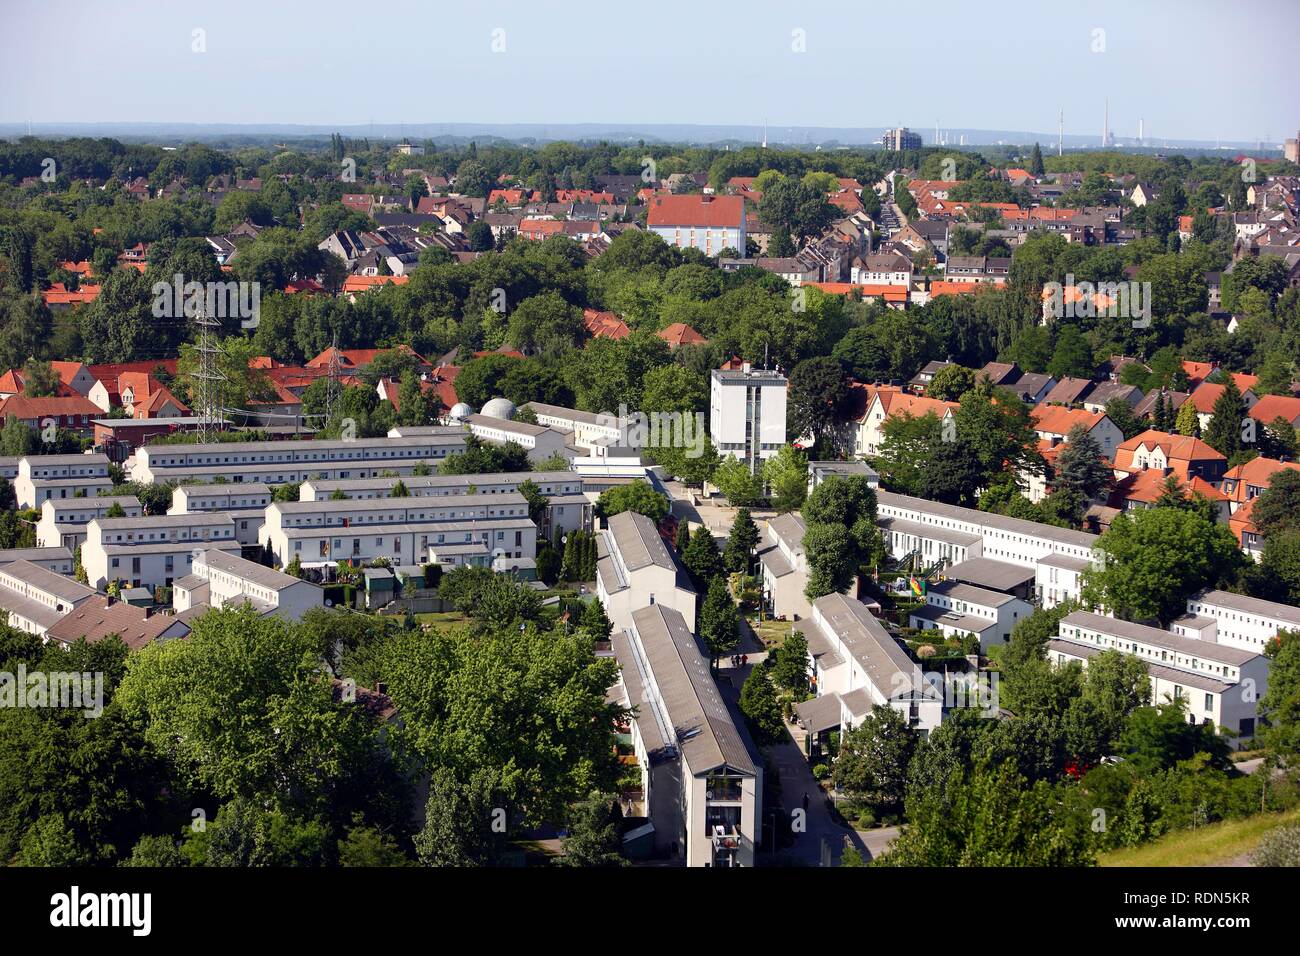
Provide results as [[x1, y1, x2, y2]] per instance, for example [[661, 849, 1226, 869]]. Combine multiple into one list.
[[709, 366, 787, 474]]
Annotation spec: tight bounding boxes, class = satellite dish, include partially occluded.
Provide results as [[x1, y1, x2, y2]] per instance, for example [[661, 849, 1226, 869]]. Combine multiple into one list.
[[324, 598, 334, 607]]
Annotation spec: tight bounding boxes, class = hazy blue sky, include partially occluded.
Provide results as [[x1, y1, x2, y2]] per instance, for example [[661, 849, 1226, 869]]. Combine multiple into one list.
[[2, 0, 1296, 142]]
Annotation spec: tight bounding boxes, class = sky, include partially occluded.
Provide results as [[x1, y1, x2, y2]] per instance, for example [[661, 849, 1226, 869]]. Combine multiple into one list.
[[1, 0, 1296, 143]]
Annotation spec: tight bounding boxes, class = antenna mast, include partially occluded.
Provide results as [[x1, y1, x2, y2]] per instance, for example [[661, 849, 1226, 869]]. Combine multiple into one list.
[[192, 301, 225, 444]]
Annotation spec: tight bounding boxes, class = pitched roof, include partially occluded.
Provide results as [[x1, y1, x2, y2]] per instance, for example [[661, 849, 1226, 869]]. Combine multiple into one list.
[[645, 194, 744, 228], [1031, 405, 1108, 436], [46, 596, 190, 651], [1248, 393, 1300, 426], [1114, 429, 1226, 470], [657, 323, 707, 347], [0, 394, 100, 419]]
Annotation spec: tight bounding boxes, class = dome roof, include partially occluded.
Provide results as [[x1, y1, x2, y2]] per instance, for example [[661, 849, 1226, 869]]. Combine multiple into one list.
[[481, 397, 516, 420], [448, 402, 473, 421]]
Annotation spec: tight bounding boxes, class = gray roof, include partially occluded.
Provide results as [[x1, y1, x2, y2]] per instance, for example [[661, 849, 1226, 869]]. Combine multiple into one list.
[[629, 604, 757, 775], [814, 593, 940, 699], [878, 515, 983, 548], [0, 546, 73, 565], [0, 560, 96, 604], [911, 603, 1001, 634], [94, 512, 234, 530], [794, 693, 844, 733], [1060, 610, 1260, 666], [199, 549, 305, 592], [465, 413, 550, 438], [809, 460, 879, 481], [1038, 552, 1092, 572], [607, 511, 675, 574], [927, 579, 1018, 608], [877, 490, 1098, 549], [941, 558, 1036, 593], [1048, 639, 1235, 693], [273, 491, 526, 516], [766, 513, 806, 551], [1189, 589, 1300, 628]]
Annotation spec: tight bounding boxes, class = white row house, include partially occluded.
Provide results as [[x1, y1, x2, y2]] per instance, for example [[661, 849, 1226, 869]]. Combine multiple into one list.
[[462, 414, 575, 464], [608, 603, 762, 867], [173, 549, 323, 621], [128, 435, 469, 484], [15, 453, 114, 509], [795, 593, 945, 739], [81, 513, 240, 590], [1051, 610, 1268, 741], [0, 559, 97, 636], [299, 470, 589, 537], [1174, 589, 1300, 653], [758, 513, 811, 621], [521, 402, 623, 451], [168, 482, 272, 545], [260, 492, 535, 568], [36, 496, 142, 550], [0, 546, 74, 574], [909, 579, 1033, 651], [596, 510, 696, 635], [876, 490, 1099, 607]]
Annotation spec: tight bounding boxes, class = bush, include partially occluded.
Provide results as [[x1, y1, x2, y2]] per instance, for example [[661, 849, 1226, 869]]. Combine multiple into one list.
[[1252, 823, 1300, 867], [812, 763, 830, 780]]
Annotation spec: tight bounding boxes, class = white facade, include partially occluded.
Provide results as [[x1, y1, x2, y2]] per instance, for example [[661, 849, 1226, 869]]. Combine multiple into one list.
[[261, 493, 537, 569], [596, 510, 696, 635], [1052, 610, 1268, 740], [1175, 589, 1300, 653], [128, 435, 469, 485], [463, 414, 575, 464], [36, 496, 142, 550], [168, 483, 272, 546], [709, 367, 787, 474], [609, 603, 761, 867], [0, 559, 97, 636], [183, 549, 323, 621], [81, 513, 240, 590], [909, 580, 1032, 651], [758, 513, 811, 621], [15, 453, 114, 509]]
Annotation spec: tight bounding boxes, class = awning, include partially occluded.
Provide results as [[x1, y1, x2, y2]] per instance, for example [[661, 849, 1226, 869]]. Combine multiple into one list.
[[794, 694, 844, 734]]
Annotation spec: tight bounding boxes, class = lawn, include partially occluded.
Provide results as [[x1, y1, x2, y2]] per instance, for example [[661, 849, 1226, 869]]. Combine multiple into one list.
[[750, 616, 794, 650], [1097, 806, 1300, 867], [415, 610, 472, 630]]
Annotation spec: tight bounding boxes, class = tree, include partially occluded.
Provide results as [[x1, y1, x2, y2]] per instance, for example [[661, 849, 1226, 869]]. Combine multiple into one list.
[[711, 455, 764, 506], [1251, 469, 1300, 539], [682, 526, 724, 590], [104, 500, 127, 518], [954, 379, 1042, 488], [389, 479, 410, 499], [1047, 325, 1094, 380], [762, 444, 808, 512], [769, 632, 809, 693], [698, 577, 740, 670], [1029, 142, 1045, 176], [880, 759, 1094, 867], [1259, 630, 1300, 759], [1175, 399, 1201, 437], [395, 371, 441, 426], [803, 476, 881, 601], [1053, 424, 1111, 501], [757, 176, 837, 243], [723, 508, 760, 574], [832, 705, 917, 816], [1118, 701, 1231, 774], [19, 358, 59, 397], [595, 480, 670, 524], [1203, 378, 1246, 458], [926, 364, 976, 402], [1084, 507, 1244, 625], [558, 792, 625, 867], [739, 669, 784, 744], [414, 767, 507, 866], [787, 356, 852, 453], [1104, 397, 1144, 441]]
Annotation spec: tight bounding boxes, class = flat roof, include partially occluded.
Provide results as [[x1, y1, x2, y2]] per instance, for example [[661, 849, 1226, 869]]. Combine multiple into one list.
[[942, 557, 1036, 591], [1190, 589, 1300, 628]]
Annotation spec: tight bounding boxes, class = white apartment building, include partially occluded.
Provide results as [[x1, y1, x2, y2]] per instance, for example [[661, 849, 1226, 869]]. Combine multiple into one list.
[[261, 493, 536, 569], [795, 593, 944, 740], [646, 194, 746, 256], [876, 490, 1099, 606], [300, 470, 589, 537], [36, 496, 142, 550], [81, 513, 240, 590], [173, 549, 323, 621], [462, 414, 575, 464], [808, 460, 879, 495], [596, 510, 697, 635], [168, 483, 273, 545], [759, 513, 811, 621], [1174, 589, 1300, 653], [608, 603, 762, 867], [521, 402, 622, 451], [909, 579, 1032, 651], [128, 435, 469, 485], [15, 453, 114, 509], [1052, 610, 1268, 740], [0, 546, 74, 574], [1036, 552, 1093, 610], [0, 559, 97, 636], [709, 367, 787, 475]]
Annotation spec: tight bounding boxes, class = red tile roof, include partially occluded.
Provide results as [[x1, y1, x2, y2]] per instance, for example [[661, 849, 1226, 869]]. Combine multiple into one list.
[[657, 323, 707, 347], [646, 194, 744, 228]]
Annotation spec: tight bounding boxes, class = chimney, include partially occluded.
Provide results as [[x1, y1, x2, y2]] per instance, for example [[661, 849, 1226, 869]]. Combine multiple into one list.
[[375, 682, 388, 696]]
